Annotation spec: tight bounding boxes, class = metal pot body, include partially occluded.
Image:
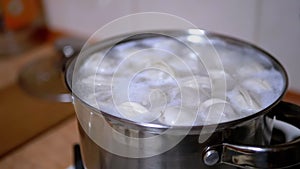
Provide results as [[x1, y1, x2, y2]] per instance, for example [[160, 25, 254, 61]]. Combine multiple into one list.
[[74, 96, 272, 169]]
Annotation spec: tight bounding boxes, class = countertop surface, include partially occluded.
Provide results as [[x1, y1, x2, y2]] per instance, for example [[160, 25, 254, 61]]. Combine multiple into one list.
[[0, 33, 75, 162], [0, 116, 78, 169]]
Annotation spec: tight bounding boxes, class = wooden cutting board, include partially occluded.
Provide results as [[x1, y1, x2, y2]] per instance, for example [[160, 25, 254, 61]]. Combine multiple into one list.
[[0, 83, 74, 157]]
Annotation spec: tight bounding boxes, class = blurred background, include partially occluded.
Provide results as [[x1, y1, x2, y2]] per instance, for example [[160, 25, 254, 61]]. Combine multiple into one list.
[[43, 0, 300, 91], [0, 0, 299, 168]]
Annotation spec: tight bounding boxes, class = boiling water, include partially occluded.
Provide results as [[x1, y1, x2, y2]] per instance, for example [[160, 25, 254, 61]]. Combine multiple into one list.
[[74, 35, 285, 126]]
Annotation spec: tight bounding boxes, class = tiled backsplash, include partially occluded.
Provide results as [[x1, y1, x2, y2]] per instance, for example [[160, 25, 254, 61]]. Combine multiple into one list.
[[42, 0, 300, 92]]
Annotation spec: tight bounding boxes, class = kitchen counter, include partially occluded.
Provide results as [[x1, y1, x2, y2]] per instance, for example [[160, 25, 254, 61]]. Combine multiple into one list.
[[0, 116, 78, 169], [0, 34, 75, 158], [0, 29, 77, 169]]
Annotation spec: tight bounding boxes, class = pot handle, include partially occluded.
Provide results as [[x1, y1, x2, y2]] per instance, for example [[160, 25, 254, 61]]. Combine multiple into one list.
[[47, 37, 85, 102], [203, 101, 300, 169], [55, 37, 85, 72]]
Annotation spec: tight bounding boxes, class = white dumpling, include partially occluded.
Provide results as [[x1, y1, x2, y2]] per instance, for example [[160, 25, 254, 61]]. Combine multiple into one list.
[[242, 78, 272, 93], [180, 86, 202, 108], [209, 69, 235, 91], [236, 62, 265, 78], [227, 87, 261, 115], [159, 106, 197, 126], [241, 78, 274, 108], [131, 61, 175, 87], [197, 98, 237, 124], [147, 89, 168, 114], [117, 102, 161, 123], [183, 75, 211, 94]]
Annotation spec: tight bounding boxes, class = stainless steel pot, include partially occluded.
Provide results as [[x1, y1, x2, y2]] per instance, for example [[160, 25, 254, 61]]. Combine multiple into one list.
[[65, 29, 300, 169]]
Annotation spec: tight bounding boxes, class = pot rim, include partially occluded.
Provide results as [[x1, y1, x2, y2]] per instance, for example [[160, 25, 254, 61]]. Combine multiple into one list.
[[65, 28, 289, 133]]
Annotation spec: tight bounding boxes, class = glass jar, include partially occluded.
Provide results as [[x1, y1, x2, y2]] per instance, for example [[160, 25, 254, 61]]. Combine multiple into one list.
[[0, 0, 48, 57]]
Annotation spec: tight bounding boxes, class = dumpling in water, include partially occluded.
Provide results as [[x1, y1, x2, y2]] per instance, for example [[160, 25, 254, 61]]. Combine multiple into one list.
[[242, 78, 272, 93], [227, 87, 261, 116], [236, 62, 265, 78], [117, 102, 161, 123], [197, 98, 238, 124], [241, 78, 272, 104], [176, 86, 201, 108], [159, 106, 197, 126], [209, 69, 236, 91]]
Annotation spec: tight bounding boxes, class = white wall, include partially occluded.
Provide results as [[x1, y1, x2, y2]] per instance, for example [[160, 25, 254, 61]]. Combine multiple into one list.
[[42, 0, 134, 37], [255, 0, 300, 92], [43, 0, 300, 92]]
